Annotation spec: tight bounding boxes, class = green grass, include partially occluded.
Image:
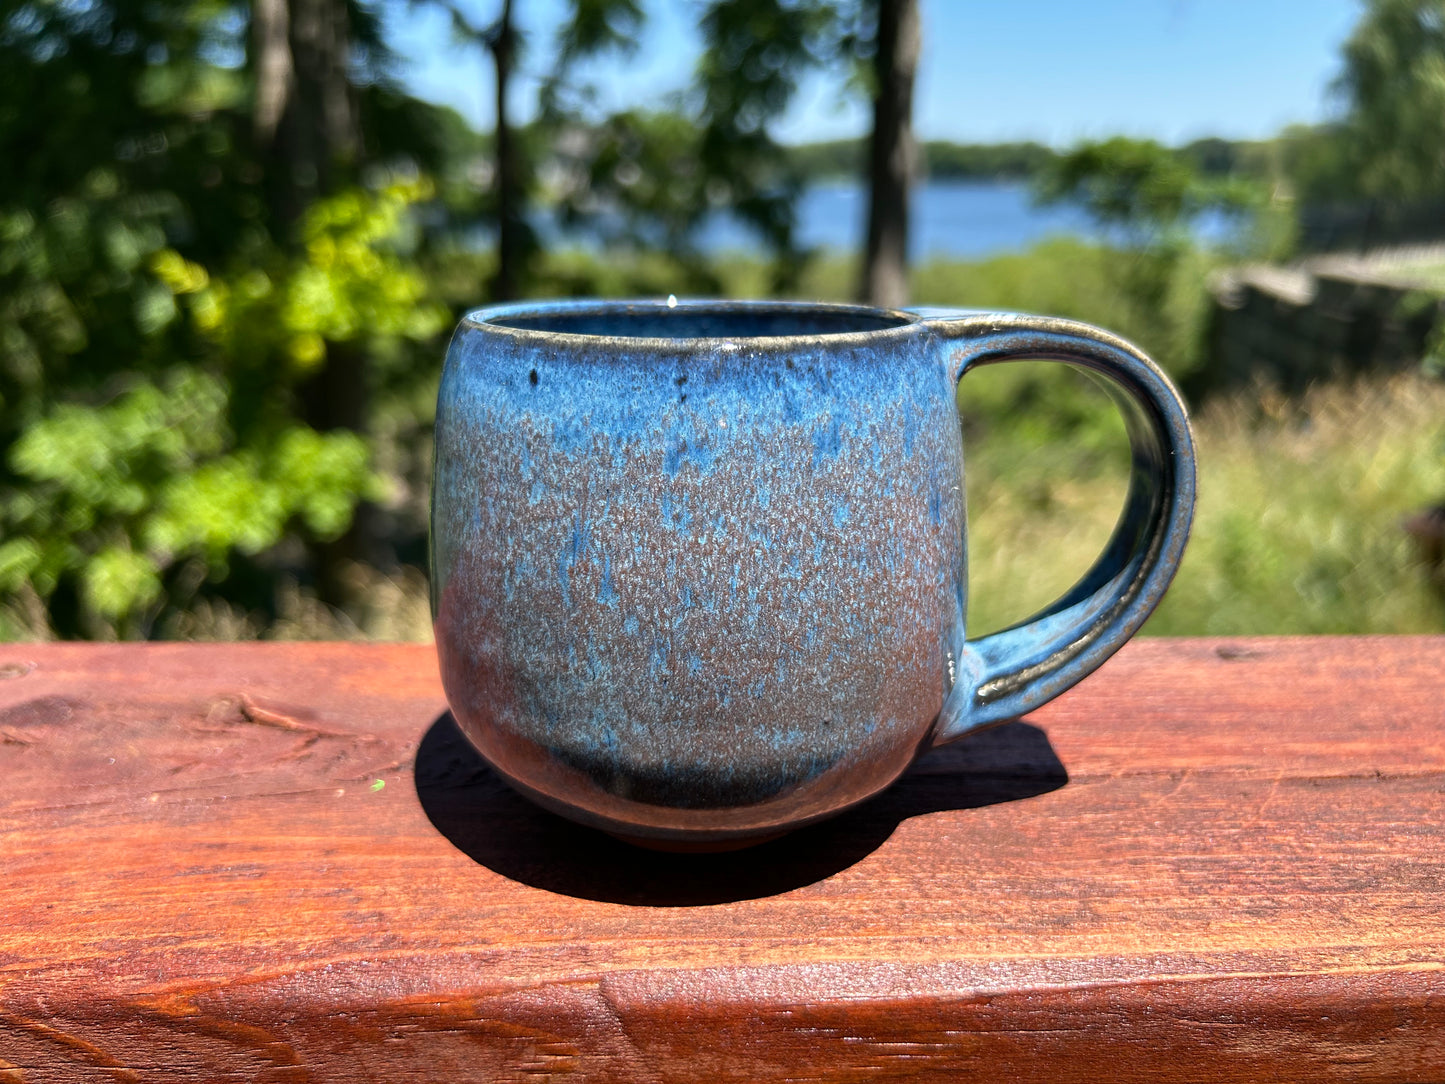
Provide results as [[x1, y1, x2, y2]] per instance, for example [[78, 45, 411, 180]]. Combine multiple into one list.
[[962, 368, 1445, 637]]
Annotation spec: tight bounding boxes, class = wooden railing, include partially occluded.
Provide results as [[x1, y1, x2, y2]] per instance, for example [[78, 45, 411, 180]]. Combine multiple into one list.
[[3, 638, 1443, 1081]]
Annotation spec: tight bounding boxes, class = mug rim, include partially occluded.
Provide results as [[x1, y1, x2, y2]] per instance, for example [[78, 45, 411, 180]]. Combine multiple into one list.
[[461, 297, 928, 351]]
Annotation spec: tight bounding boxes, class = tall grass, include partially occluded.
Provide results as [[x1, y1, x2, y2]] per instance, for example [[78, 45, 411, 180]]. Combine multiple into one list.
[[963, 368, 1445, 637], [1149, 373, 1445, 634]]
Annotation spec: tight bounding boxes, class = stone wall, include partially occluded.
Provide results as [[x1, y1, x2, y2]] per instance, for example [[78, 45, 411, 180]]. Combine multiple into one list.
[[1206, 245, 1445, 393]]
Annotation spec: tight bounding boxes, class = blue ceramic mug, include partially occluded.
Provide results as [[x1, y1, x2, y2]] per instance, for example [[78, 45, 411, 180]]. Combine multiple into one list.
[[431, 300, 1194, 849]]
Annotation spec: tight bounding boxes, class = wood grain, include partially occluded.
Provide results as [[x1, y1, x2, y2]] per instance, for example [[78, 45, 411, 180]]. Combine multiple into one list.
[[1, 638, 1443, 1082]]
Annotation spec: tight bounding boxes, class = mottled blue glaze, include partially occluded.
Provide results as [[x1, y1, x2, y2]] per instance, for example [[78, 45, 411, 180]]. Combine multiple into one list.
[[431, 300, 1195, 847]]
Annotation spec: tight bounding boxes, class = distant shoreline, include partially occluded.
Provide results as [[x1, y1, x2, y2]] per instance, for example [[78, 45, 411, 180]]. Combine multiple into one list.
[[783, 133, 1286, 185], [786, 139, 1058, 182]]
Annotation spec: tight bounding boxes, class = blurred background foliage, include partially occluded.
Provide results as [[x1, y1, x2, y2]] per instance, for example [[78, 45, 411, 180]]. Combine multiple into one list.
[[2, 0, 1444, 640]]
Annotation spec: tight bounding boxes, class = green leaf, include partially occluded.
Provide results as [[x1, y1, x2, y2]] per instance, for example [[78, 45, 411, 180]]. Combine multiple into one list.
[[82, 548, 162, 620], [267, 427, 375, 540], [0, 539, 42, 591]]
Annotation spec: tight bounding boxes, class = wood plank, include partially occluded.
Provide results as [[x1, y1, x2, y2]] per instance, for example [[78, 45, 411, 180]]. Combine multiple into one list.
[[1, 637, 1443, 1082]]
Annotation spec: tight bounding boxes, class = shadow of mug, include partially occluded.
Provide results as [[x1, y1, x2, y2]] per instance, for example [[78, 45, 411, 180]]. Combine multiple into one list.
[[414, 711, 1068, 906]]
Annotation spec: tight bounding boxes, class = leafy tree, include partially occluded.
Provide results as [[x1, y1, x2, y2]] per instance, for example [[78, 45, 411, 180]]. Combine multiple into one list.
[[1272, 124, 1363, 203], [422, 0, 646, 300], [541, 0, 645, 117], [0, 0, 453, 637], [1337, 0, 1445, 199], [549, 109, 723, 290], [694, 0, 842, 290], [697, 0, 921, 308], [538, 0, 844, 292], [1036, 137, 1261, 241], [1033, 138, 1272, 385]]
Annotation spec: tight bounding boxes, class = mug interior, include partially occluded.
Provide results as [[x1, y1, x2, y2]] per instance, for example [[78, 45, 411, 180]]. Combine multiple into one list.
[[484, 301, 915, 340]]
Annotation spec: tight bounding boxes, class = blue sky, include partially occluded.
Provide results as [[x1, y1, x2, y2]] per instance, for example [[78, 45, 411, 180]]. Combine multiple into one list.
[[385, 0, 1365, 146]]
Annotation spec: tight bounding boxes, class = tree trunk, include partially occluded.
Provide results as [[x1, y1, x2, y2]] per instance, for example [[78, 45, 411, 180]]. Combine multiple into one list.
[[252, 0, 371, 604], [257, 0, 359, 230], [489, 0, 523, 300], [859, 0, 919, 309], [252, 0, 294, 152]]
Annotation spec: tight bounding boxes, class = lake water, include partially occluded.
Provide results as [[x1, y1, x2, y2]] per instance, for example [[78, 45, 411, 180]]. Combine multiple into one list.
[[524, 178, 1239, 260], [698, 179, 1106, 259]]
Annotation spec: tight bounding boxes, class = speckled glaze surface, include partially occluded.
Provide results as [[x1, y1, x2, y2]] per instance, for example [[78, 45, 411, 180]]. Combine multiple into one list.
[[431, 300, 1195, 847]]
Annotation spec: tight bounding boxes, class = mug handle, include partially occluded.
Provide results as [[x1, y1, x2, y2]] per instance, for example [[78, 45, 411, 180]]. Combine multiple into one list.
[[917, 311, 1197, 742]]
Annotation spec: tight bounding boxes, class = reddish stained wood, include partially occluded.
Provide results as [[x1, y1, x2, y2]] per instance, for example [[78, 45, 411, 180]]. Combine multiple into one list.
[[0, 637, 1443, 1082]]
